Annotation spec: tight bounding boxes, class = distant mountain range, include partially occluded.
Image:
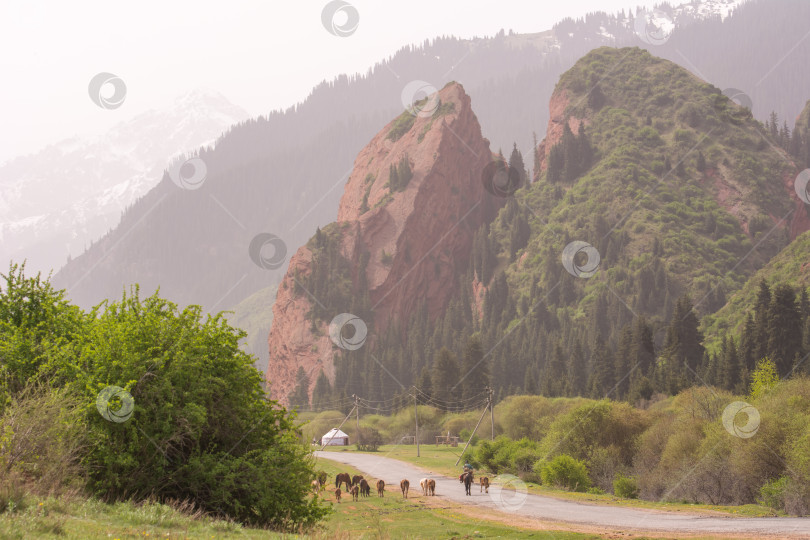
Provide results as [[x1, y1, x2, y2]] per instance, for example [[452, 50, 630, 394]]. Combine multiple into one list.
[[44, 0, 810, 374], [264, 44, 809, 404], [0, 89, 248, 277]]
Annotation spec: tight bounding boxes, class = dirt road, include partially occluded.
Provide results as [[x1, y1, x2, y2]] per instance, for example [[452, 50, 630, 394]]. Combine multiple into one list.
[[315, 451, 810, 537]]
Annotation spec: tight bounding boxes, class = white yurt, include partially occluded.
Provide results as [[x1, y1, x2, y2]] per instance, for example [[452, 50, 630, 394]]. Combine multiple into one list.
[[321, 428, 349, 446]]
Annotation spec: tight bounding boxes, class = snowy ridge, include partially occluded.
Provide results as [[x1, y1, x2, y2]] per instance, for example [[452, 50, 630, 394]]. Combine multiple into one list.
[[0, 89, 249, 276]]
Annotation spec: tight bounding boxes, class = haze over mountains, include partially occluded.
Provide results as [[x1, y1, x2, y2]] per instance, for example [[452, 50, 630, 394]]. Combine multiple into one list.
[[6, 0, 801, 378], [0, 89, 248, 278]]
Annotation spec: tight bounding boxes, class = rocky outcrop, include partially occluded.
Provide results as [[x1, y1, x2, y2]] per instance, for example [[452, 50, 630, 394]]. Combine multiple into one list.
[[266, 83, 499, 403], [534, 89, 587, 176]]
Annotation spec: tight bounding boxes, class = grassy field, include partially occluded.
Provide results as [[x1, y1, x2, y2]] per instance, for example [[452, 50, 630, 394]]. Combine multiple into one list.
[[0, 456, 603, 540], [320, 444, 778, 518], [0, 495, 273, 540], [312, 458, 603, 539], [0, 449, 748, 539], [0, 484, 603, 540]]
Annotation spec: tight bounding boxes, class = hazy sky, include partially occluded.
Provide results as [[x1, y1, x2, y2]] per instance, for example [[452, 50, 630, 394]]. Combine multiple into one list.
[[0, 0, 664, 163]]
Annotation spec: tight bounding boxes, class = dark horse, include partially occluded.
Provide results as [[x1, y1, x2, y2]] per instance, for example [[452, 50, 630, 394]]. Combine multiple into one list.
[[335, 472, 352, 491], [460, 471, 474, 496]]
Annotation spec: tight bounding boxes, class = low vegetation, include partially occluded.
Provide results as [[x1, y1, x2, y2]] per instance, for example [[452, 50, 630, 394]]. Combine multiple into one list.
[[0, 264, 327, 531]]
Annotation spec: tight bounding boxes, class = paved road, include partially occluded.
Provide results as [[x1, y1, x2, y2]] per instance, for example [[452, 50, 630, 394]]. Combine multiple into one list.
[[315, 451, 810, 537]]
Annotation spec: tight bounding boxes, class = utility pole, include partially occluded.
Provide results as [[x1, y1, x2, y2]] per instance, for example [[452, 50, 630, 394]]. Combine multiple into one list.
[[488, 386, 494, 440], [456, 398, 490, 466], [413, 387, 420, 457], [353, 394, 359, 436]]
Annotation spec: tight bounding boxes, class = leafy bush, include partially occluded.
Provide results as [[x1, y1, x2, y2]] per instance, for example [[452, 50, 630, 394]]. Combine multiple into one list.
[[613, 474, 640, 499], [356, 427, 384, 451], [0, 384, 87, 496], [459, 428, 479, 446], [537, 454, 591, 492], [0, 268, 328, 530], [759, 476, 788, 509], [387, 110, 416, 141]]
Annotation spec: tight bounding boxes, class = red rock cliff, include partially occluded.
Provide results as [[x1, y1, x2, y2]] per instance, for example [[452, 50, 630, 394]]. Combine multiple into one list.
[[266, 83, 498, 404]]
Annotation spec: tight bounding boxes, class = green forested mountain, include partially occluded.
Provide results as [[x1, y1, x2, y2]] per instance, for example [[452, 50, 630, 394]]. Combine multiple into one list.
[[313, 47, 809, 411]]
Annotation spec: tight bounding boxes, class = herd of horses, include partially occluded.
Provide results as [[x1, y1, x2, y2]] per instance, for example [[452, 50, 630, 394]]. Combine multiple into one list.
[[311, 471, 491, 502]]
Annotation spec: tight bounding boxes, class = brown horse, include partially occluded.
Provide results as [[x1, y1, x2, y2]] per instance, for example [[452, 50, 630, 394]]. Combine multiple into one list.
[[359, 478, 371, 497], [335, 488, 342, 503], [460, 472, 473, 496], [377, 479, 385, 497], [400, 479, 410, 498], [480, 476, 490, 493], [335, 472, 352, 491], [351, 474, 364, 487], [428, 479, 436, 496], [350, 485, 359, 501]]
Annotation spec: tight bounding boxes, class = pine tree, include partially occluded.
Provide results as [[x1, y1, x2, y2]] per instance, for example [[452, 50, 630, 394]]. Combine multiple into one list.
[[524, 365, 538, 394], [311, 370, 332, 410], [750, 280, 771, 365], [588, 333, 615, 398], [769, 111, 779, 139], [388, 163, 399, 191], [397, 156, 413, 189], [418, 366, 433, 399], [720, 335, 740, 391], [767, 284, 803, 375], [561, 123, 580, 182], [659, 296, 704, 392], [289, 367, 310, 411], [566, 340, 587, 396], [632, 316, 656, 376], [696, 151, 706, 172], [461, 333, 489, 399], [547, 141, 564, 183], [433, 347, 461, 402], [509, 143, 526, 184], [615, 325, 634, 399], [577, 121, 593, 171], [543, 342, 566, 397]]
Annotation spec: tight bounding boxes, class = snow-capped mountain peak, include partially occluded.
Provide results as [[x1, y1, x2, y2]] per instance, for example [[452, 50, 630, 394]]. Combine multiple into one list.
[[0, 89, 249, 276]]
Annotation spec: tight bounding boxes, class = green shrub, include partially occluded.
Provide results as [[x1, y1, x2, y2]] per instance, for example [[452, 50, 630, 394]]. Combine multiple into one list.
[[0, 267, 328, 530], [537, 454, 591, 492], [759, 476, 788, 509], [613, 473, 640, 499], [356, 427, 384, 451], [459, 428, 479, 446], [387, 110, 416, 141]]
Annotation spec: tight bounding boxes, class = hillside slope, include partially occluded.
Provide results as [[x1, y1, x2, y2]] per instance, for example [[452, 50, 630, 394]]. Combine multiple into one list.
[[283, 46, 808, 406], [265, 83, 500, 402], [53, 0, 810, 318]]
